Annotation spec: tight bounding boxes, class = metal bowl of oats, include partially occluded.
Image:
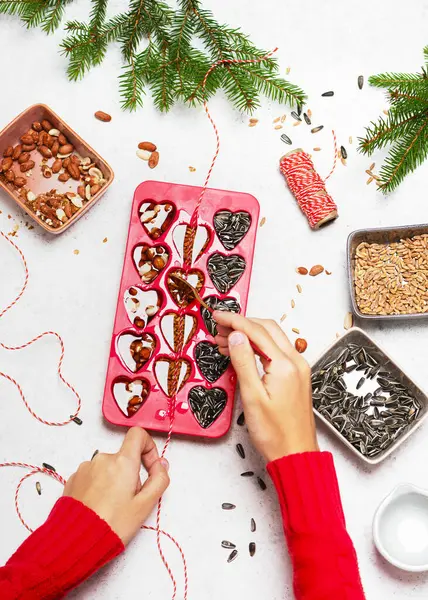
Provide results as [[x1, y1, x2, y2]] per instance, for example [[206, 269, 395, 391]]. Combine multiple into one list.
[[347, 224, 428, 319]]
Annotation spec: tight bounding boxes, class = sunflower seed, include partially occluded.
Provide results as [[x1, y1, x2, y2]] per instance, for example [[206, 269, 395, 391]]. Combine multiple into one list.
[[356, 377, 365, 390], [237, 411, 245, 426], [222, 503, 236, 510], [311, 126, 324, 134], [227, 549, 238, 563], [291, 111, 302, 121], [251, 518, 256, 532], [297, 104, 303, 116], [42, 462, 56, 472], [241, 471, 254, 477], [340, 146, 347, 160], [91, 449, 99, 460], [36, 481, 42, 495], [358, 75, 364, 89], [304, 113, 311, 125], [280, 133, 292, 145], [236, 443, 245, 459], [71, 415, 83, 425], [257, 476, 267, 490], [249, 542, 256, 557], [222, 540, 236, 549], [321, 91, 334, 97]]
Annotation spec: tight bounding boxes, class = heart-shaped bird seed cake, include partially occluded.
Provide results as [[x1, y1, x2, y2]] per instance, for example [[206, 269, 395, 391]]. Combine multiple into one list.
[[200, 296, 241, 337], [124, 287, 161, 328], [207, 253, 246, 294], [160, 312, 197, 353], [155, 357, 191, 397], [214, 210, 251, 250], [195, 341, 230, 383], [113, 378, 150, 417], [173, 223, 210, 264], [117, 332, 156, 372], [188, 385, 227, 428], [133, 243, 169, 284], [166, 268, 204, 307], [139, 201, 176, 239]]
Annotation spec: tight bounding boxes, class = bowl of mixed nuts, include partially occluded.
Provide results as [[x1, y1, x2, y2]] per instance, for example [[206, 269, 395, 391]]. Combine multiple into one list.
[[312, 328, 428, 465], [0, 104, 114, 233], [347, 224, 428, 319]]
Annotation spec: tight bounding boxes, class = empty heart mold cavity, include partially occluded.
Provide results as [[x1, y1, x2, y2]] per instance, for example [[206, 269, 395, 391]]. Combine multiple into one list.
[[201, 296, 241, 337], [133, 243, 169, 284], [195, 341, 230, 383], [124, 287, 161, 328], [160, 312, 197, 353], [188, 385, 227, 428], [166, 268, 204, 307], [207, 252, 246, 294], [117, 332, 156, 372], [214, 210, 251, 250], [155, 357, 191, 397], [139, 201, 176, 239], [113, 377, 150, 417], [173, 223, 210, 264]]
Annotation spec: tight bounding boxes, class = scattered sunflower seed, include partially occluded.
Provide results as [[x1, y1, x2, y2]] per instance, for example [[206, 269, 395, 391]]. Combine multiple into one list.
[[291, 299, 295, 309], [222, 503, 236, 510], [358, 75, 364, 89], [313, 147, 321, 151], [251, 518, 256, 532], [91, 449, 99, 460], [71, 415, 83, 425], [273, 117, 281, 123], [291, 111, 302, 121], [369, 163, 375, 171], [36, 481, 42, 496], [356, 377, 365, 390], [280, 133, 292, 145], [297, 284, 302, 294], [260, 217, 266, 227], [311, 126, 324, 134], [237, 412, 245, 426], [257, 477, 267, 490], [241, 471, 254, 477], [228, 549, 238, 563], [292, 328, 300, 334], [222, 540, 236, 549], [249, 542, 256, 557], [281, 114, 286, 122], [321, 91, 334, 97], [42, 462, 56, 472], [304, 113, 311, 125], [280, 313, 287, 322], [297, 104, 303, 116], [340, 146, 348, 160], [367, 177, 374, 185], [274, 124, 283, 130], [236, 443, 245, 459]]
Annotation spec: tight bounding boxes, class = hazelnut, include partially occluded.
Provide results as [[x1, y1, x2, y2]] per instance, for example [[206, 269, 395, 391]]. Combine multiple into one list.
[[153, 256, 165, 270], [295, 338, 308, 353]]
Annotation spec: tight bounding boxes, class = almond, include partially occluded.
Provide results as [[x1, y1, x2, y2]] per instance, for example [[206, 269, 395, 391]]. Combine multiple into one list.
[[138, 141, 157, 152], [1, 157, 13, 171], [14, 176, 26, 187], [37, 131, 47, 146], [20, 134, 34, 145], [18, 152, 30, 164], [67, 162, 81, 180], [77, 185, 85, 200], [45, 135, 54, 149], [94, 111, 112, 122], [309, 265, 324, 276], [39, 145, 52, 159], [62, 157, 70, 169], [3, 146, 13, 158], [5, 169, 15, 182], [58, 172, 70, 182], [31, 130, 39, 143], [59, 144, 74, 155], [20, 160, 35, 173], [148, 151, 159, 169], [296, 267, 308, 275], [52, 159, 62, 174], [58, 133, 68, 146], [51, 140, 59, 157], [32, 121, 42, 132], [41, 119, 53, 132], [22, 143, 36, 152], [12, 145, 22, 160], [295, 338, 308, 353], [90, 184, 101, 195]]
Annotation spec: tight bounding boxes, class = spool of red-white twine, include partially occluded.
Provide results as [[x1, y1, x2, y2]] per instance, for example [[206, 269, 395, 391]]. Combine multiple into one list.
[[279, 146, 338, 229]]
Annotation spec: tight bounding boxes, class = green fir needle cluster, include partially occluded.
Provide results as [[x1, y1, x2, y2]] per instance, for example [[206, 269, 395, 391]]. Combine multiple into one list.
[[359, 46, 428, 193], [0, 0, 306, 113]]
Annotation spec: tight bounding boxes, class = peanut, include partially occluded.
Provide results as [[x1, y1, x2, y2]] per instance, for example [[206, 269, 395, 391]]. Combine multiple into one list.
[[94, 111, 112, 122], [148, 151, 159, 169], [59, 144, 74, 155], [138, 141, 157, 152], [20, 160, 35, 172], [58, 133, 68, 146], [41, 119, 53, 132], [39, 145, 52, 159], [51, 140, 59, 157]]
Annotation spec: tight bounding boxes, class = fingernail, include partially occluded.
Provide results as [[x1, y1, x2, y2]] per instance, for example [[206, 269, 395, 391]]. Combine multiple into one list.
[[229, 331, 246, 346], [160, 457, 169, 471]]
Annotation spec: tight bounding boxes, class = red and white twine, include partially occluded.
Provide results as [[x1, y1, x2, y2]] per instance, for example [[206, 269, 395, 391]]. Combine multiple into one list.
[[279, 132, 339, 229]]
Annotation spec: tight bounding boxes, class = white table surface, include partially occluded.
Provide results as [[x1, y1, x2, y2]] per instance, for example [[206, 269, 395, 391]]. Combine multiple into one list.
[[1, 0, 428, 598]]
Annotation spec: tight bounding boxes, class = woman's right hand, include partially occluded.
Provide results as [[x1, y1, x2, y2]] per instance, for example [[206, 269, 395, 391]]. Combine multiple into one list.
[[214, 312, 318, 462]]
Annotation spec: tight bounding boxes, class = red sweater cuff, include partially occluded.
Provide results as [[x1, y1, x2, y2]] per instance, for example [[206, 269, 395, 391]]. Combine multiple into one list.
[[267, 452, 346, 532], [4, 496, 124, 599]]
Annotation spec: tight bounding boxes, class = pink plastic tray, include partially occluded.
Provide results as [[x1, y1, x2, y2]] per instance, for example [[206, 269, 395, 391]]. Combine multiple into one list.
[[102, 180, 259, 438]]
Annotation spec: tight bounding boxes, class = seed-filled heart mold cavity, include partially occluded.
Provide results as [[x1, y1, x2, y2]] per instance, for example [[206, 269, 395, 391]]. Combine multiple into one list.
[[172, 223, 211, 264], [155, 357, 192, 397], [113, 377, 150, 417], [188, 385, 227, 428], [124, 287, 162, 328], [139, 201, 176, 239], [166, 268, 204, 307], [213, 210, 251, 250], [201, 296, 241, 337], [207, 252, 246, 294], [133, 243, 169, 284], [160, 312, 197, 353], [195, 341, 230, 383], [117, 332, 156, 372]]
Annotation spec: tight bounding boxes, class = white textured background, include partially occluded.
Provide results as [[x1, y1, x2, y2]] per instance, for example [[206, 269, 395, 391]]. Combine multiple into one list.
[[1, 1, 428, 598]]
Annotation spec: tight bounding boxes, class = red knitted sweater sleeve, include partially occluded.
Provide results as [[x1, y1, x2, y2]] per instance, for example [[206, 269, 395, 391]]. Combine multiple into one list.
[[267, 452, 366, 600], [0, 496, 124, 599]]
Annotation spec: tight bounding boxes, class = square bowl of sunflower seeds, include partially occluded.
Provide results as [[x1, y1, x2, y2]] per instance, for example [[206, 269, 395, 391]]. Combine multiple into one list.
[[311, 328, 428, 465]]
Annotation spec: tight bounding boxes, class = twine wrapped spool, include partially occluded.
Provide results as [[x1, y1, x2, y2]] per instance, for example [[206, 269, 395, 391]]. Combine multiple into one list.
[[279, 148, 338, 229]]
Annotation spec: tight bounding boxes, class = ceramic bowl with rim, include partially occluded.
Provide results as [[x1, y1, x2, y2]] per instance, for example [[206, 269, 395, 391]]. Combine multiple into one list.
[[373, 483, 428, 571], [311, 327, 428, 465]]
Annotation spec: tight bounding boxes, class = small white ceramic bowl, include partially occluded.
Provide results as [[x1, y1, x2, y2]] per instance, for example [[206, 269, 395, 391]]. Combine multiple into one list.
[[373, 483, 428, 571]]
